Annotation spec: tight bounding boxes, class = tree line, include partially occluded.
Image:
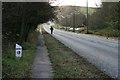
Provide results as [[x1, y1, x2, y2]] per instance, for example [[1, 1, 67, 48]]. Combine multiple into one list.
[[55, 6, 87, 29], [55, 3, 120, 37], [89, 2, 120, 37], [2, 2, 55, 49]]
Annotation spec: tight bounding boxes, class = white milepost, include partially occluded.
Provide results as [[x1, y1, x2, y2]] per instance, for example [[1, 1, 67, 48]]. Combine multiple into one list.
[[16, 44, 22, 57]]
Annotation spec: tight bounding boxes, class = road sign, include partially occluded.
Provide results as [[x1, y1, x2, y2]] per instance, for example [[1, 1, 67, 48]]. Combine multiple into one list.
[[16, 44, 22, 57]]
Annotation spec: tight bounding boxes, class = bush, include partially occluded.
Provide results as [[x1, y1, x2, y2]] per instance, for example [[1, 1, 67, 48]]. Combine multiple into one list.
[[52, 24, 60, 29]]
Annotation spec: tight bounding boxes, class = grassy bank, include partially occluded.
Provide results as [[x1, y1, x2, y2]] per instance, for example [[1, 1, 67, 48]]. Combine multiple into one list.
[[52, 24, 119, 40], [52, 24, 60, 29], [2, 30, 39, 78], [43, 31, 112, 79]]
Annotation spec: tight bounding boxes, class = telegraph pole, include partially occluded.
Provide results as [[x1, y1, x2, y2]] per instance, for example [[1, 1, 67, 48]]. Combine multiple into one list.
[[73, 11, 75, 32], [73, 6, 75, 32], [66, 17, 67, 30], [86, 0, 89, 33]]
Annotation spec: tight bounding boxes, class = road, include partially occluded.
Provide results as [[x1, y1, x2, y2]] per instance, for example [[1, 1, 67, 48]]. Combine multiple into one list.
[[43, 24, 118, 78]]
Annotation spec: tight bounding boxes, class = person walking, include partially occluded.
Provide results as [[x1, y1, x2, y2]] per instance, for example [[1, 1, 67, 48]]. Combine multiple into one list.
[[50, 26, 54, 34]]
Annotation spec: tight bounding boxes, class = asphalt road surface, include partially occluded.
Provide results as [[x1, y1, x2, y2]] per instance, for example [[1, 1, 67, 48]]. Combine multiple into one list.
[[43, 24, 118, 78]]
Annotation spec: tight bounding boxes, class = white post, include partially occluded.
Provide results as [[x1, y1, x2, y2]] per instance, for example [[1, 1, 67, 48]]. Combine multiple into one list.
[[16, 44, 22, 57]]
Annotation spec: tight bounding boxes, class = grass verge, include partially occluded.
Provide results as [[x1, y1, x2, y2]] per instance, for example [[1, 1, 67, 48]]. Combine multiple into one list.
[[43, 31, 112, 79], [52, 24, 119, 40], [2, 30, 39, 78]]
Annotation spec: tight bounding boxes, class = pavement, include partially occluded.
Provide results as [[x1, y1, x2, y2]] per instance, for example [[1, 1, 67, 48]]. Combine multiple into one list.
[[43, 24, 118, 79], [32, 34, 53, 78]]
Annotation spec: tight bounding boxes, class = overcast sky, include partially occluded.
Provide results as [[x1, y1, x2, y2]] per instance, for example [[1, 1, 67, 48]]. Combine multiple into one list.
[[50, 0, 102, 7]]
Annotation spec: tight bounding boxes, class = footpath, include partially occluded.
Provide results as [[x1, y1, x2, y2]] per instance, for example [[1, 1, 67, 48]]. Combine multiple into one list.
[[32, 34, 53, 78]]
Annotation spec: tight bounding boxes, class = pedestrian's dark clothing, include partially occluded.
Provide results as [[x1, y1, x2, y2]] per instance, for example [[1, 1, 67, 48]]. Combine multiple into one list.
[[50, 27, 54, 34]]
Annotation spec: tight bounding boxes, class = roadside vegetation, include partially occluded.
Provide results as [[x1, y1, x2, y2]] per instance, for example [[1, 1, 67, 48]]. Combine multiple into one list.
[[52, 24, 119, 40], [2, 30, 39, 78], [88, 2, 120, 39], [2, 2, 55, 78], [54, 2, 120, 40], [43, 30, 112, 78], [52, 24, 60, 29]]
